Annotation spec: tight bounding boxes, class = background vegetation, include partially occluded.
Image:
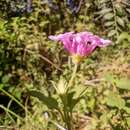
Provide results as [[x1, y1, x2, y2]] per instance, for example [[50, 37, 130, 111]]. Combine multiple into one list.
[[0, 0, 130, 130]]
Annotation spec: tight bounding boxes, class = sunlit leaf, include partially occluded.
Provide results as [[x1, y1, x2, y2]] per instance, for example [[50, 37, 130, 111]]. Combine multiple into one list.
[[117, 32, 130, 43], [116, 78, 130, 90], [104, 73, 115, 83], [123, 107, 130, 114], [106, 92, 125, 109], [126, 117, 130, 127]]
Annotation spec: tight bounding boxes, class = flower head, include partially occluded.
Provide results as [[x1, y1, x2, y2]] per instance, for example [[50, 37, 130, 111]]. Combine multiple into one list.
[[49, 32, 111, 63]]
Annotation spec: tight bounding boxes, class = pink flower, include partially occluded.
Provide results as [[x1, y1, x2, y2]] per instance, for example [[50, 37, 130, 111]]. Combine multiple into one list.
[[49, 32, 111, 57]]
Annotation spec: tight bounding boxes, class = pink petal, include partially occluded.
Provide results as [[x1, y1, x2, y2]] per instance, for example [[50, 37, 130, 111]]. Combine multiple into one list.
[[48, 34, 63, 41], [98, 39, 112, 47], [49, 31, 112, 57]]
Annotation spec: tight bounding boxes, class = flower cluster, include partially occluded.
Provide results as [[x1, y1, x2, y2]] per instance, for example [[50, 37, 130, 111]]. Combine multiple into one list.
[[49, 32, 111, 63]]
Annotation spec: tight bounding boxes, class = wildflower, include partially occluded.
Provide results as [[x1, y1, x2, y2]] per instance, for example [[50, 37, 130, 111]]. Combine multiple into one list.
[[49, 32, 111, 63]]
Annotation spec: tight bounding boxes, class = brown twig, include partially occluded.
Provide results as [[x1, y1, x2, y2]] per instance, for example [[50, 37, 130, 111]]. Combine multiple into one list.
[[24, 49, 63, 72]]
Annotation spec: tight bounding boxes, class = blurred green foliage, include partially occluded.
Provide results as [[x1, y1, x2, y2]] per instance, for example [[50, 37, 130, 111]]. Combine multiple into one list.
[[0, 0, 130, 130]]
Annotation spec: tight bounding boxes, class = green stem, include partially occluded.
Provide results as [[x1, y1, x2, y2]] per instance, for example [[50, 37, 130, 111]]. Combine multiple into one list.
[[60, 94, 72, 130], [64, 105, 72, 130], [57, 107, 65, 122], [67, 63, 78, 88], [65, 63, 78, 130], [59, 63, 78, 130], [62, 95, 69, 129], [0, 88, 26, 111], [50, 120, 66, 130], [0, 105, 22, 120]]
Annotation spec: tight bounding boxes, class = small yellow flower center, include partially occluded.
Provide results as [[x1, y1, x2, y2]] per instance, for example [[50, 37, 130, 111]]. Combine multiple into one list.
[[72, 55, 83, 64]]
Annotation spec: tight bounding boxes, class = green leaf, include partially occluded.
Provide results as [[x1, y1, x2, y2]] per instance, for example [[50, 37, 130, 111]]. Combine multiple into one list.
[[126, 117, 130, 127], [116, 78, 130, 90], [126, 8, 130, 14], [106, 92, 125, 109], [87, 98, 95, 110], [29, 90, 59, 109], [0, 71, 3, 76], [115, 5, 124, 16], [117, 32, 130, 43], [117, 16, 125, 27], [108, 30, 116, 37], [2, 75, 10, 84], [104, 21, 114, 27], [104, 73, 115, 83], [67, 91, 83, 112], [98, 8, 112, 15], [128, 23, 130, 29], [104, 13, 114, 20], [123, 107, 130, 114], [39, 21, 49, 27], [8, 87, 22, 99], [99, 0, 110, 4], [67, 91, 75, 111], [0, 84, 4, 89], [100, 112, 112, 125]]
